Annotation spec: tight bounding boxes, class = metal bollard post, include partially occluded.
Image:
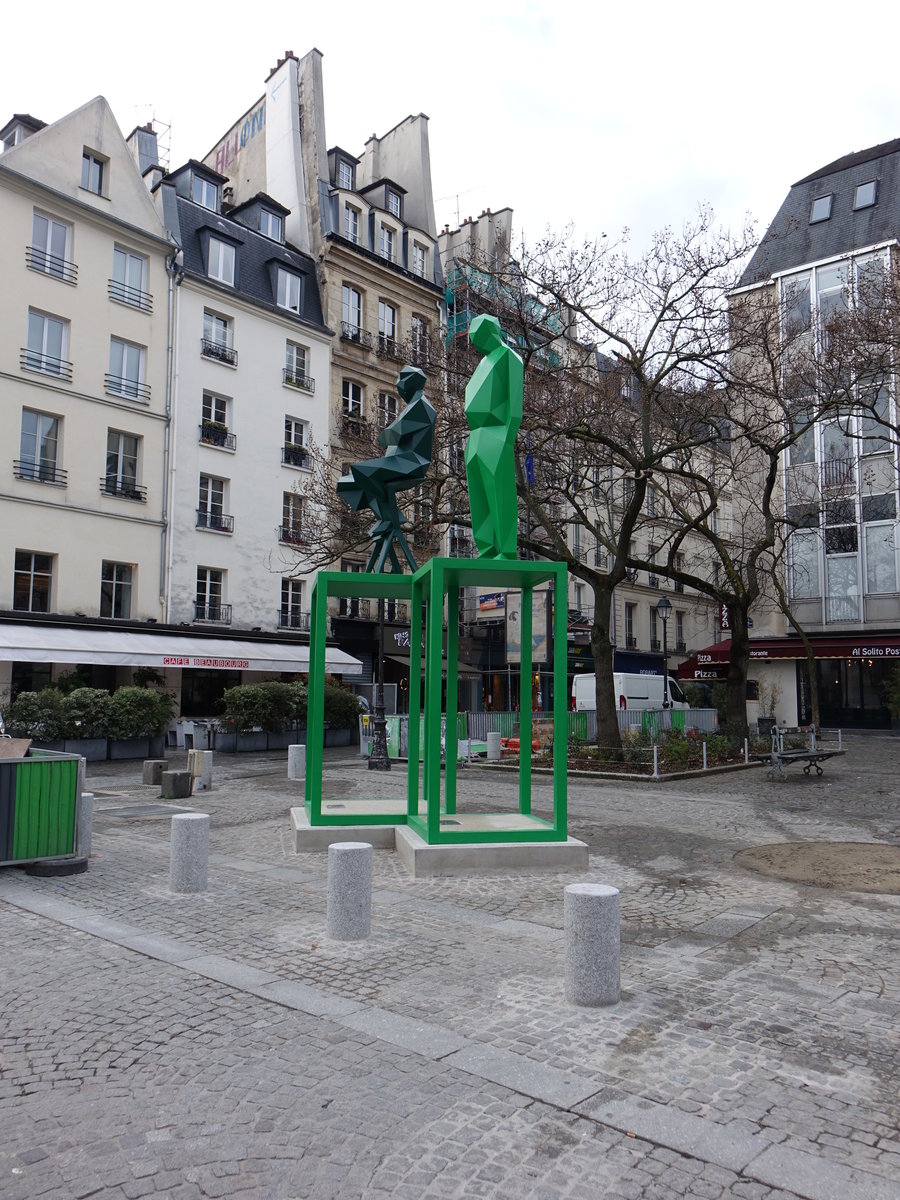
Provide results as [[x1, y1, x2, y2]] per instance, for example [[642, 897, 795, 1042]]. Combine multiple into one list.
[[564, 883, 620, 1006], [288, 744, 306, 780], [652, 745, 659, 779], [327, 842, 372, 940], [170, 813, 209, 893], [743, 737, 749, 764], [702, 741, 708, 770], [486, 731, 502, 762]]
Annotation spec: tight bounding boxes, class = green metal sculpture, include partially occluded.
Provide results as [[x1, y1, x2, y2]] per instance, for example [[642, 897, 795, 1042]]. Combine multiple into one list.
[[464, 313, 524, 559], [337, 366, 436, 573]]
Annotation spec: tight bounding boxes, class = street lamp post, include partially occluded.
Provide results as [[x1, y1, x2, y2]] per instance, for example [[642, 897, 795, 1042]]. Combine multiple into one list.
[[656, 594, 672, 708], [368, 597, 391, 771]]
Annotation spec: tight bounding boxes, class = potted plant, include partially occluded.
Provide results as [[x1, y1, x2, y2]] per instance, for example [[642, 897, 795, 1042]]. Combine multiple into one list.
[[108, 686, 172, 758], [6, 688, 66, 751], [322, 681, 363, 747], [201, 419, 230, 447], [61, 688, 112, 760]]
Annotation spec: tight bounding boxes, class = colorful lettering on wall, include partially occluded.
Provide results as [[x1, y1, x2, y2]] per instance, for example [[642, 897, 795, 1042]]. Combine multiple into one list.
[[213, 102, 266, 176]]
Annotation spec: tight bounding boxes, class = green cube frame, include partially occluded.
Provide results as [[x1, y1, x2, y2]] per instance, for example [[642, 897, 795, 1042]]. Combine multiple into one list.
[[407, 557, 568, 844]]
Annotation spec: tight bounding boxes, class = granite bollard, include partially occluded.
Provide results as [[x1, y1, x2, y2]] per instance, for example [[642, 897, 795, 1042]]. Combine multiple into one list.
[[161, 770, 193, 799], [170, 813, 209, 893], [288, 744, 306, 780], [326, 842, 372, 940], [143, 759, 168, 785], [486, 731, 502, 762], [564, 882, 620, 1006], [77, 792, 93, 860]]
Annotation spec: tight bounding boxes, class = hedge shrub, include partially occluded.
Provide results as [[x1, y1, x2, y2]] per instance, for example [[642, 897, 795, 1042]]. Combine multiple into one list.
[[107, 687, 172, 739]]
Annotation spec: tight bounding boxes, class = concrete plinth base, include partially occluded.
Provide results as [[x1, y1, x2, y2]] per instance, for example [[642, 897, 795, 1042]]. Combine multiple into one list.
[[290, 806, 398, 851], [394, 826, 589, 878]]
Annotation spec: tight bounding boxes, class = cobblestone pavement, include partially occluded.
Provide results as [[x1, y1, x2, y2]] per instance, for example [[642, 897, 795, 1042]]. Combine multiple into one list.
[[1, 734, 897, 1198]]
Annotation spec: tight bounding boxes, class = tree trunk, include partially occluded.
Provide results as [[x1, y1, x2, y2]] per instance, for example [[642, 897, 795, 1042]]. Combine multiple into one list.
[[589, 582, 621, 751], [725, 605, 750, 746]]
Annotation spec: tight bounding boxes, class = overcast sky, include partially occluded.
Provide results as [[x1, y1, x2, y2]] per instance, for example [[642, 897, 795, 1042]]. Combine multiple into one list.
[[5, 2, 898, 257]]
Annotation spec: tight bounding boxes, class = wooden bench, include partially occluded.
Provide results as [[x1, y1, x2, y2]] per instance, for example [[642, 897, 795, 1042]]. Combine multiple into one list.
[[750, 724, 845, 781]]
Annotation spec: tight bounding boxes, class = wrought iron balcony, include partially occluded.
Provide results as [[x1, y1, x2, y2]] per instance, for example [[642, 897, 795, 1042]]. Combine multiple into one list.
[[20, 349, 73, 381], [201, 337, 238, 366], [283, 367, 315, 392], [278, 524, 306, 546], [194, 602, 232, 624], [340, 323, 372, 348], [341, 414, 368, 439], [282, 445, 310, 469], [14, 459, 67, 486], [648, 573, 659, 588], [108, 278, 153, 312], [650, 638, 661, 651], [385, 600, 408, 623], [377, 333, 401, 359], [101, 476, 147, 502], [199, 422, 236, 450], [197, 509, 234, 533], [279, 610, 311, 631], [676, 640, 687, 654], [105, 373, 151, 402], [338, 597, 372, 619], [26, 246, 78, 284], [625, 636, 637, 649]]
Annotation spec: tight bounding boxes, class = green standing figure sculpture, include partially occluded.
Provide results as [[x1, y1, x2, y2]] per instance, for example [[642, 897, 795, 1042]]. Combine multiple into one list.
[[337, 366, 436, 573], [464, 314, 524, 559]]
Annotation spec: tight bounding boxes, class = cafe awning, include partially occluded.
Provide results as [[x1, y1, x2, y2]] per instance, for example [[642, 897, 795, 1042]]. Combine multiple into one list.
[[387, 654, 483, 679], [678, 634, 900, 679], [0, 622, 362, 676]]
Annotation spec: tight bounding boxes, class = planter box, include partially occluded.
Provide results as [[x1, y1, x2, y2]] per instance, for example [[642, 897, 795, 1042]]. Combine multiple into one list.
[[109, 737, 151, 760], [63, 738, 108, 762], [236, 731, 267, 753], [324, 728, 352, 748], [266, 730, 295, 751], [149, 735, 166, 758], [213, 731, 236, 753], [30, 740, 65, 753]]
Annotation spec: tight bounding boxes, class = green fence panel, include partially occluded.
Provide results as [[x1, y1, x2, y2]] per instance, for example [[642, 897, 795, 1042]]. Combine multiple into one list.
[[672, 710, 686, 733], [12, 758, 78, 860], [567, 712, 588, 742]]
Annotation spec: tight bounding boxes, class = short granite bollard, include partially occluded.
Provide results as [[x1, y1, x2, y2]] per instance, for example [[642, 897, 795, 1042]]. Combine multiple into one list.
[[326, 842, 372, 940], [288, 744, 306, 780], [486, 731, 502, 762], [142, 758, 167, 785], [77, 792, 93, 859], [564, 883, 620, 1006], [161, 770, 193, 799], [170, 813, 209, 893]]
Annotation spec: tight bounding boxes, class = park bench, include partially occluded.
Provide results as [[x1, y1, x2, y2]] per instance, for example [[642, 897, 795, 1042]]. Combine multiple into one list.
[[751, 724, 845, 781]]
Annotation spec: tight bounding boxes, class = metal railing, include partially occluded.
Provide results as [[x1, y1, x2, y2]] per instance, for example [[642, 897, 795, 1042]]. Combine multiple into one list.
[[279, 610, 311, 631], [199, 423, 236, 450], [196, 509, 234, 533], [101, 477, 147, 501], [282, 367, 315, 392], [14, 460, 67, 485], [377, 334, 401, 358], [105, 373, 151, 402], [26, 246, 78, 284], [194, 603, 232, 624], [337, 597, 372, 619], [341, 415, 368, 439], [340, 323, 373, 348], [20, 349, 73, 381], [281, 445, 310, 468], [201, 338, 238, 366], [278, 524, 306, 546], [108, 278, 153, 312]]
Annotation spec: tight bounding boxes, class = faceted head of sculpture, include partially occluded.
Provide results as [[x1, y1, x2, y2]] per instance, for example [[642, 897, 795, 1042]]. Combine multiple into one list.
[[397, 366, 427, 404], [469, 313, 505, 355]]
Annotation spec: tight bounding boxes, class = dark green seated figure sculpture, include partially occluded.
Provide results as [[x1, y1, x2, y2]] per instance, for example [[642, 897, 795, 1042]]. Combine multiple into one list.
[[337, 366, 436, 573], [464, 313, 524, 559]]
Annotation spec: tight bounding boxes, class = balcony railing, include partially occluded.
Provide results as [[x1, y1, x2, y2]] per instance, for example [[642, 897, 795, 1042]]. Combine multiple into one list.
[[278, 524, 306, 546], [101, 476, 147, 502], [625, 636, 637, 649], [283, 367, 315, 393], [650, 638, 661, 652], [108, 278, 153, 312], [340, 322, 373, 348], [105, 373, 151, 402], [676, 640, 687, 654], [385, 600, 408, 623], [201, 337, 237, 366], [822, 457, 854, 489], [674, 580, 684, 593], [14, 459, 67, 486], [377, 333, 401, 359], [199, 422, 236, 450], [341, 414, 368, 439], [282, 445, 310, 469], [338, 597, 372, 619], [279, 610, 311, 631], [26, 246, 78, 284], [197, 509, 234, 533], [406, 339, 432, 369], [195, 603, 232, 624], [20, 349, 73, 381]]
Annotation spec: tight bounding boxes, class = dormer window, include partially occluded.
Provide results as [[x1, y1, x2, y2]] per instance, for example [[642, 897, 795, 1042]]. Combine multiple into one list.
[[192, 175, 219, 211], [386, 189, 401, 219], [854, 180, 877, 210], [338, 159, 354, 190], [344, 204, 360, 244], [380, 225, 395, 263], [277, 269, 302, 314], [208, 238, 235, 286], [810, 194, 832, 224], [81, 151, 106, 196], [259, 209, 283, 241]]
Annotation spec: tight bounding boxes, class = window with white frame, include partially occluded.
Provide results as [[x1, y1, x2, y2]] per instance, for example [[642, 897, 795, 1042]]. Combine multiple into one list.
[[809, 194, 832, 223], [675, 610, 685, 650], [859, 380, 892, 455], [337, 159, 353, 190], [196, 567, 226, 620], [378, 392, 398, 427], [202, 391, 228, 427], [208, 238, 235, 285], [19, 410, 60, 482], [202, 310, 235, 364], [824, 498, 859, 621], [624, 602, 636, 647], [283, 417, 309, 467], [284, 341, 312, 391], [378, 300, 396, 351], [100, 561, 133, 618], [411, 242, 426, 278], [344, 204, 360, 244], [854, 180, 877, 210], [25, 310, 68, 376], [81, 151, 105, 195], [192, 175, 218, 210], [386, 189, 401, 219], [276, 268, 302, 313], [865, 522, 897, 594], [379, 225, 395, 262], [30, 211, 72, 280], [282, 492, 304, 543], [410, 313, 428, 363], [281, 578, 304, 627], [108, 337, 146, 400], [649, 605, 659, 649], [259, 209, 283, 240], [342, 285, 362, 334], [105, 430, 140, 497], [111, 246, 149, 308], [14, 551, 53, 613], [342, 379, 363, 417], [198, 475, 228, 531]]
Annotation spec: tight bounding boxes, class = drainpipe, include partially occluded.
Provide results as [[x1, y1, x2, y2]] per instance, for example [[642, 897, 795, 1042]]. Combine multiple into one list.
[[162, 249, 184, 621]]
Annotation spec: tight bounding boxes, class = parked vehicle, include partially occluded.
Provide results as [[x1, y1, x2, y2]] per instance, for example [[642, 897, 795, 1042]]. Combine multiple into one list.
[[572, 672, 689, 712]]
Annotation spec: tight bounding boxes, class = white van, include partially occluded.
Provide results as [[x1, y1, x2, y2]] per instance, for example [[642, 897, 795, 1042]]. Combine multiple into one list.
[[572, 672, 689, 712]]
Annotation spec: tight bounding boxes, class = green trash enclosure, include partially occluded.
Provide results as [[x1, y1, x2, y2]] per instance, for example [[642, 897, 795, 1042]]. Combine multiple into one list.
[[0, 754, 80, 865]]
